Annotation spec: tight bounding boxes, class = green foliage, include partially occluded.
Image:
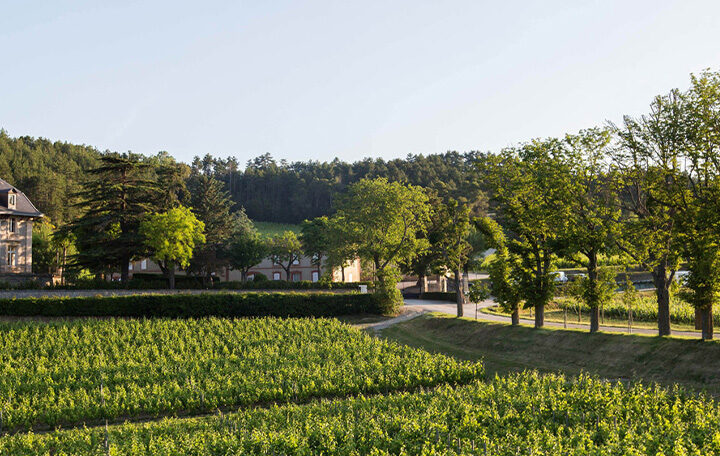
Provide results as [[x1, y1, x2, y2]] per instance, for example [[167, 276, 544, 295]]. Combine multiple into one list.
[[267, 231, 303, 280], [475, 217, 523, 315], [140, 206, 206, 269], [374, 268, 403, 314], [467, 281, 490, 303], [333, 178, 431, 281], [482, 140, 568, 317], [567, 267, 617, 311], [0, 317, 482, 432], [225, 228, 268, 281], [195, 151, 486, 224], [186, 173, 235, 281], [3, 373, 720, 454], [0, 292, 385, 318], [66, 153, 162, 279]]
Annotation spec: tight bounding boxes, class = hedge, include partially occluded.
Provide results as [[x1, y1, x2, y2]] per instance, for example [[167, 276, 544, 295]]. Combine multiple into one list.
[[0, 292, 391, 318], [3, 277, 372, 292]]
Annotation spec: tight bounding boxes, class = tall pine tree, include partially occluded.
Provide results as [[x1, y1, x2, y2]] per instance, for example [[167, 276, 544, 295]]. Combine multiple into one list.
[[68, 154, 160, 282]]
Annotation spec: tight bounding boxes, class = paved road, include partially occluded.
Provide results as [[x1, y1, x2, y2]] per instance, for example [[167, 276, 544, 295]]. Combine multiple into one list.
[[368, 298, 702, 339]]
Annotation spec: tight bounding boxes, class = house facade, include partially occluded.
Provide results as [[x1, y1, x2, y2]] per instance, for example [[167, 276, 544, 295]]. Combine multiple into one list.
[[0, 179, 43, 274], [128, 255, 362, 283]]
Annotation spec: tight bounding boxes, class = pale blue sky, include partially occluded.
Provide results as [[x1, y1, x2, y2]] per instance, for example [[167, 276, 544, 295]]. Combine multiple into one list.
[[1, 1, 719, 164]]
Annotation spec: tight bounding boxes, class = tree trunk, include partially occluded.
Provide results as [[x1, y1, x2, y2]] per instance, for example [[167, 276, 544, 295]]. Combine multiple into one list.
[[462, 264, 470, 295], [454, 268, 465, 317], [590, 306, 600, 333], [652, 265, 672, 336], [120, 255, 130, 284], [511, 308, 519, 325], [168, 266, 176, 290], [341, 265, 345, 282], [418, 273, 426, 298], [534, 303, 544, 328], [702, 304, 714, 340], [241, 270, 248, 282], [695, 308, 703, 331]]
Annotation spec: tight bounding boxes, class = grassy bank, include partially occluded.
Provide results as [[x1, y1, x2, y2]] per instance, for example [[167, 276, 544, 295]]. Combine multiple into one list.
[[380, 313, 720, 396]]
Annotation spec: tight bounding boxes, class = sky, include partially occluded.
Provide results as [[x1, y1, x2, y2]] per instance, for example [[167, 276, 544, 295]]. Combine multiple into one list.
[[1, 0, 719, 165]]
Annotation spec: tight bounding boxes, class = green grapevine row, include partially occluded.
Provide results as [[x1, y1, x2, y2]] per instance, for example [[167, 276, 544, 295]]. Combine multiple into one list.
[[0, 318, 482, 432], [1, 372, 718, 455]]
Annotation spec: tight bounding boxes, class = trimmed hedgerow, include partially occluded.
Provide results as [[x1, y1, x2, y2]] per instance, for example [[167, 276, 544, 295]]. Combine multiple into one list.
[[0, 292, 386, 318]]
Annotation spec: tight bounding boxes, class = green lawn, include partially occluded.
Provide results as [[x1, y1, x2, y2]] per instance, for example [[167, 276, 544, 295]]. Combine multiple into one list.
[[253, 221, 301, 238], [380, 312, 720, 396]]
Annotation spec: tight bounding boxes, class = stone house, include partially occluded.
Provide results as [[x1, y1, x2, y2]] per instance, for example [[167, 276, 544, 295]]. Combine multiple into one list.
[[0, 179, 43, 274]]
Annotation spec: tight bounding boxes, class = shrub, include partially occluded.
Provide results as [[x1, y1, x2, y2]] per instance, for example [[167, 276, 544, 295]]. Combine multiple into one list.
[[0, 292, 386, 318]]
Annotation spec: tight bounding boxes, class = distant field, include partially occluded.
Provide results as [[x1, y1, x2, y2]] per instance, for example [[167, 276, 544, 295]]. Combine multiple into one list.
[[253, 221, 301, 237]]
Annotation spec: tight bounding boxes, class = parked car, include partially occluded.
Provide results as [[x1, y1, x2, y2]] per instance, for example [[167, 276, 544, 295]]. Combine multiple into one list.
[[553, 271, 569, 283], [675, 270, 690, 285]]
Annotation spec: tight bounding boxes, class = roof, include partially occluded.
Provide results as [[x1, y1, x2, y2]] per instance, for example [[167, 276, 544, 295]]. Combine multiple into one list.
[[0, 178, 43, 218]]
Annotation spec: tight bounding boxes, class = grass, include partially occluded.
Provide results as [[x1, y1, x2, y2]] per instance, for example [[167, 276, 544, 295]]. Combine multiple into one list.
[[253, 221, 301, 238], [380, 312, 720, 396]]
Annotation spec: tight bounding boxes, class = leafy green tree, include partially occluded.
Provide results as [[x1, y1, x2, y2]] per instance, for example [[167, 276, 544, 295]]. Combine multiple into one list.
[[675, 71, 720, 340], [560, 128, 621, 332], [482, 140, 569, 328], [140, 206, 205, 289], [300, 216, 331, 272], [186, 174, 235, 285], [475, 217, 523, 325], [226, 222, 268, 282], [611, 90, 686, 336], [68, 154, 160, 282], [268, 231, 303, 280], [432, 199, 473, 316], [333, 178, 431, 287]]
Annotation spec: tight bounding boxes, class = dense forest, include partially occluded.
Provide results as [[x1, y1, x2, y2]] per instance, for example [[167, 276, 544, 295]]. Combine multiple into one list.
[[0, 129, 486, 225]]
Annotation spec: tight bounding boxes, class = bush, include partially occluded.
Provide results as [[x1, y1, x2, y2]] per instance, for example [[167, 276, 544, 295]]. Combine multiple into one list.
[[374, 270, 402, 315], [0, 292, 387, 318]]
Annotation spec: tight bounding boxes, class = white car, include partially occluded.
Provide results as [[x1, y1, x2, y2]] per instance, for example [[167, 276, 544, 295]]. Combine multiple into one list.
[[675, 270, 690, 284], [553, 271, 569, 283]]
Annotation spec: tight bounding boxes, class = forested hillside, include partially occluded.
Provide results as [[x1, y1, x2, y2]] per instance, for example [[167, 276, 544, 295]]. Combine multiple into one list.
[[0, 130, 101, 225], [192, 152, 486, 223], [0, 130, 485, 225]]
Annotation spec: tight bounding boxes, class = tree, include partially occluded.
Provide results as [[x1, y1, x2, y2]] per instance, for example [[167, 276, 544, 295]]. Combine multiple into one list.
[[560, 128, 621, 333], [432, 199, 473, 316], [226, 227, 268, 282], [675, 70, 720, 340], [187, 174, 235, 285], [268, 231, 303, 280], [611, 91, 686, 336], [300, 216, 331, 273], [475, 217, 523, 325], [482, 140, 570, 328], [333, 178, 431, 286], [68, 153, 161, 282], [140, 206, 205, 289]]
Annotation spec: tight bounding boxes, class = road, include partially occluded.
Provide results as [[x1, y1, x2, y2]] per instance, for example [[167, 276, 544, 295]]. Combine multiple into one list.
[[368, 298, 702, 338]]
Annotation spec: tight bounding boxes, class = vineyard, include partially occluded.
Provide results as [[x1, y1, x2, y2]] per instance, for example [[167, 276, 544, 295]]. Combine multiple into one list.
[[1, 316, 719, 455], [554, 293, 715, 326], [0, 318, 481, 432], [2, 373, 720, 455]]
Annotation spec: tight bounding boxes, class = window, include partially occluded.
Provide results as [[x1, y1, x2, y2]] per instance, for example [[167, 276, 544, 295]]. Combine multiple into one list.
[[291, 272, 302, 282], [6, 246, 16, 266], [292, 258, 300, 265], [9, 219, 16, 234], [348, 272, 353, 282], [273, 272, 281, 280], [311, 271, 319, 283], [128, 262, 133, 271], [141, 259, 147, 270], [8, 194, 15, 207]]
